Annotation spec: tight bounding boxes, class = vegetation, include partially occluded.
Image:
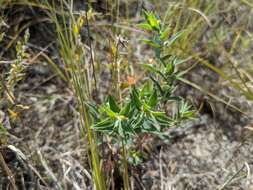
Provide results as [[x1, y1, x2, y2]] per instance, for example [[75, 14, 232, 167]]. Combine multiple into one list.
[[0, 0, 252, 189]]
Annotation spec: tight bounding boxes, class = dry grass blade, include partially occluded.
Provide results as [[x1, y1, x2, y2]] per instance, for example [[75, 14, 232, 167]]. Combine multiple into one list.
[[37, 150, 63, 190], [216, 163, 247, 190], [187, 7, 212, 27], [179, 78, 245, 114], [240, 0, 253, 8], [192, 54, 253, 101], [0, 151, 18, 190]]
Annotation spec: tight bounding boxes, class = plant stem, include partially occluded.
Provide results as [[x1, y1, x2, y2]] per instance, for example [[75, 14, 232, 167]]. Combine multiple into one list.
[[85, 9, 98, 91], [112, 39, 121, 101], [122, 139, 130, 190]]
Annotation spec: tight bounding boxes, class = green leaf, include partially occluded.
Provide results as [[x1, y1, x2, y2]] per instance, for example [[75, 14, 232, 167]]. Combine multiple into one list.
[[173, 57, 191, 65], [103, 106, 117, 118], [179, 101, 195, 119], [150, 115, 161, 131], [151, 111, 164, 116], [124, 124, 135, 135], [166, 63, 174, 75], [131, 87, 142, 109], [115, 120, 124, 137], [128, 150, 142, 166], [142, 39, 161, 48], [140, 81, 152, 97], [161, 54, 171, 62], [142, 120, 153, 131], [131, 112, 144, 129], [156, 116, 172, 126], [160, 27, 170, 41], [85, 101, 99, 120], [149, 113, 171, 129], [92, 118, 114, 131], [148, 90, 158, 107], [166, 96, 181, 101], [141, 64, 164, 77], [150, 76, 164, 95], [137, 22, 153, 31], [142, 63, 158, 73], [120, 102, 131, 116], [144, 11, 160, 31], [143, 120, 164, 135], [143, 103, 151, 112], [107, 95, 120, 113], [164, 31, 184, 47]]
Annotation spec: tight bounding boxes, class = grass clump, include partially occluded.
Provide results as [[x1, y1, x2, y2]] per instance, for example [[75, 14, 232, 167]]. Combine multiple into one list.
[[46, 2, 106, 189]]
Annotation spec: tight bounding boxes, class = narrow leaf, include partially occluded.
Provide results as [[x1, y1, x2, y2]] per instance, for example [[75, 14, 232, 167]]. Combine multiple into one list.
[[131, 87, 142, 109], [160, 27, 171, 41], [144, 11, 160, 31], [148, 90, 158, 107], [164, 31, 184, 47], [92, 118, 114, 130], [142, 39, 161, 48], [137, 22, 153, 31], [120, 102, 131, 116], [108, 95, 120, 113], [166, 63, 174, 75]]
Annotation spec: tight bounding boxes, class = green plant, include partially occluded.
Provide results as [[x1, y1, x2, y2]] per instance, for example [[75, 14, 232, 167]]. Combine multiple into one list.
[[90, 11, 194, 190]]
